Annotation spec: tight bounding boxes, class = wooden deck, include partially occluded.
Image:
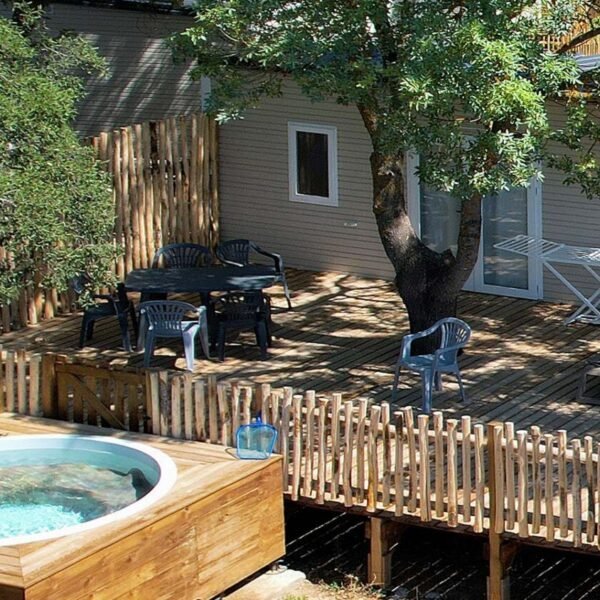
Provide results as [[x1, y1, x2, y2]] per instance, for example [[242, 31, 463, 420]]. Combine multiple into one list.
[[0, 414, 284, 600], [3, 268, 600, 437]]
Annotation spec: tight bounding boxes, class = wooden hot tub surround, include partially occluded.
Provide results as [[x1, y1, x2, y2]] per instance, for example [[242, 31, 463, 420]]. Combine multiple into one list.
[[0, 414, 285, 600]]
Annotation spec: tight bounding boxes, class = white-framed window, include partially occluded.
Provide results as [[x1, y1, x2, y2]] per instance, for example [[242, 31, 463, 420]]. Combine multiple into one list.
[[288, 122, 338, 207]]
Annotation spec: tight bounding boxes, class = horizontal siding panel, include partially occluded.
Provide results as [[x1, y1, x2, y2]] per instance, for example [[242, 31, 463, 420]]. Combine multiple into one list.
[[45, 5, 201, 136], [219, 78, 387, 278]]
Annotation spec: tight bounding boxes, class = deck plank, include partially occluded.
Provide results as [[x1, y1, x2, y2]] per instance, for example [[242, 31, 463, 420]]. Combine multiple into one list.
[[3, 268, 600, 437]]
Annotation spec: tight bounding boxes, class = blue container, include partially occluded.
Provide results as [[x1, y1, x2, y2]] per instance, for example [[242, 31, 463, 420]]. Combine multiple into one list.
[[236, 418, 278, 460]]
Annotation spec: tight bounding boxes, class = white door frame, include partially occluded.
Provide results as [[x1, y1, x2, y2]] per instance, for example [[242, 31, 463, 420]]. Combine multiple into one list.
[[405, 152, 543, 299]]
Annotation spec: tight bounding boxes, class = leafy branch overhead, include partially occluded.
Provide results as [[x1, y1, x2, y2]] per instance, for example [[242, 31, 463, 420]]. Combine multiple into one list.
[[172, 1, 600, 331], [172, 0, 600, 198], [0, 10, 115, 305]]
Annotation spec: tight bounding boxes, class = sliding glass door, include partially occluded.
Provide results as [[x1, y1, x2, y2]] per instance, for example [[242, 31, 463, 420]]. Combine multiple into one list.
[[407, 154, 542, 299]]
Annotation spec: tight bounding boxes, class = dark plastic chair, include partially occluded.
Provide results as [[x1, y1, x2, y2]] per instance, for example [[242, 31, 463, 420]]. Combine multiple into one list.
[[215, 239, 292, 309], [212, 291, 271, 361], [70, 275, 137, 352], [143, 243, 213, 303], [139, 300, 210, 371], [391, 317, 471, 414], [151, 243, 213, 269]]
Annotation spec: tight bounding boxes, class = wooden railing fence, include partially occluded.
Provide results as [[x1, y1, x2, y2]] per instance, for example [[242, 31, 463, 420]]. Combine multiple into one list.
[[0, 112, 219, 334], [2, 349, 600, 552]]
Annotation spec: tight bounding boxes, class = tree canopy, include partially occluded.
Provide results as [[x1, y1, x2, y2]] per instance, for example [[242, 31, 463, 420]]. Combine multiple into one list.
[[0, 9, 115, 305], [172, 0, 600, 329]]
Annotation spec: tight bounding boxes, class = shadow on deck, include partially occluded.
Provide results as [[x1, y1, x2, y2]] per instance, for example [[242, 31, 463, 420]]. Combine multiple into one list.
[[3, 268, 600, 436]]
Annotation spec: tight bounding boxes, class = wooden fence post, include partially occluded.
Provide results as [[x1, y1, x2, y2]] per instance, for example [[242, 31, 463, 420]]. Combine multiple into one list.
[[41, 353, 58, 418], [487, 422, 517, 600]]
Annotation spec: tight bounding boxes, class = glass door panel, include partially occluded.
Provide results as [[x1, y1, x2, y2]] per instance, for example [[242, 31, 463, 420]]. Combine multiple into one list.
[[420, 184, 461, 256], [407, 151, 541, 299], [482, 189, 528, 290]]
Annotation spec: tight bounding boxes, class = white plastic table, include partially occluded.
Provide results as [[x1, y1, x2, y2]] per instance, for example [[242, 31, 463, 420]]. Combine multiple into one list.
[[494, 235, 600, 325]]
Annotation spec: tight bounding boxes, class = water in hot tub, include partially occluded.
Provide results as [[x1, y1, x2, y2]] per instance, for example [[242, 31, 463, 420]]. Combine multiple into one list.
[[0, 461, 153, 538]]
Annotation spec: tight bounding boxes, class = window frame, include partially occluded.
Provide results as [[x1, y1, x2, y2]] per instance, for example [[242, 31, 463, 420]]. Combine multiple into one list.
[[288, 122, 338, 207]]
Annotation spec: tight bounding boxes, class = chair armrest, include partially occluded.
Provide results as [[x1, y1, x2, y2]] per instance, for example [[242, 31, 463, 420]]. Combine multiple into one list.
[[95, 294, 121, 313], [219, 257, 246, 267], [253, 245, 283, 273], [92, 293, 114, 302], [400, 323, 441, 360], [400, 332, 423, 361], [431, 342, 465, 369]]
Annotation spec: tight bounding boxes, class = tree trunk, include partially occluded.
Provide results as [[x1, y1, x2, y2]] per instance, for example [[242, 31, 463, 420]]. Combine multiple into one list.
[[365, 144, 481, 336]]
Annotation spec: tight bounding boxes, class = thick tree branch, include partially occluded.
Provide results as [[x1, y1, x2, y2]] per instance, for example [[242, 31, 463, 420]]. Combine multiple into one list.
[[556, 23, 600, 54]]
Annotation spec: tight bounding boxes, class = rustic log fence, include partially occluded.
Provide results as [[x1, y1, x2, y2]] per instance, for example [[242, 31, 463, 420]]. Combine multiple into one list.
[[0, 112, 219, 334], [1, 349, 599, 554]]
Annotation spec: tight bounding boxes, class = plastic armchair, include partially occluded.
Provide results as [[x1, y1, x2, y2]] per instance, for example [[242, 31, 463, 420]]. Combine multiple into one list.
[[143, 243, 213, 303], [211, 291, 271, 361], [151, 243, 213, 269], [391, 317, 471, 414], [139, 300, 210, 371], [215, 239, 292, 309], [70, 275, 137, 352]]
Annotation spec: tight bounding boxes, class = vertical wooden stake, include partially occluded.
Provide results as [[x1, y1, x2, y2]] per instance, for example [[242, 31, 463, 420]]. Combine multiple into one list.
[[41, 353, 57, 418], [487, 422, 512, 600]]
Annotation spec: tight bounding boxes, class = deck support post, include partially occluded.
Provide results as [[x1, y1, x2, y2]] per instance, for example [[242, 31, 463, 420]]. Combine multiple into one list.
[[487, 421, 517, 600], [366, 517, 405, 587], [486, 534, 518, 600]]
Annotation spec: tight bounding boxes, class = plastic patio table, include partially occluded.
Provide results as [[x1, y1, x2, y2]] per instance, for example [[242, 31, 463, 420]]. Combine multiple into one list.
[[125, 265, 278, 297]]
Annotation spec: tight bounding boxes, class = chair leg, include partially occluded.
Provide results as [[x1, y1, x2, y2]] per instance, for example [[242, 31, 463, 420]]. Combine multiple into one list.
[[79, 316, 89, 348], [182, 332, 196, 372], [435, 372, 443, 392], [117, 313, 132, 352], [198, 313, 211, 359], [421, 371, 434, 414], [143, 334, 155, 368], [129, 304, 139, 339], [84, 318, 95, 343], [577, 367, 591, 401], [391, 361, 402, 402], [455, 369, 467, 403], [281, 275, 292, 310], [217, 326, 226, 362], [255, 321, 268, 360]]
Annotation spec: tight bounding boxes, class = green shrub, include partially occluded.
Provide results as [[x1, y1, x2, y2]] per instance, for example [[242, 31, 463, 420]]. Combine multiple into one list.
[[0, 9, 115, 305]]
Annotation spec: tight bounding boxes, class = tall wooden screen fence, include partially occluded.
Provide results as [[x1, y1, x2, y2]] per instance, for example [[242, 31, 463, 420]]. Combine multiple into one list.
[[2, 349, 600, 553], [0, 113, 219, 334]]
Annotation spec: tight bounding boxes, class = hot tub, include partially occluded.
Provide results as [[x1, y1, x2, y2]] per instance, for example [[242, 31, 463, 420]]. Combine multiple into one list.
[[0, 434, 177, 546]]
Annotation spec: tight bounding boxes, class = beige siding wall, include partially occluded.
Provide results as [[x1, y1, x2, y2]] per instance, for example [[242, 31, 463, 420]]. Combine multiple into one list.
[[219, 80, 394, 278], [221, 84, 600, 304], [41, 5, 200, 137]]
